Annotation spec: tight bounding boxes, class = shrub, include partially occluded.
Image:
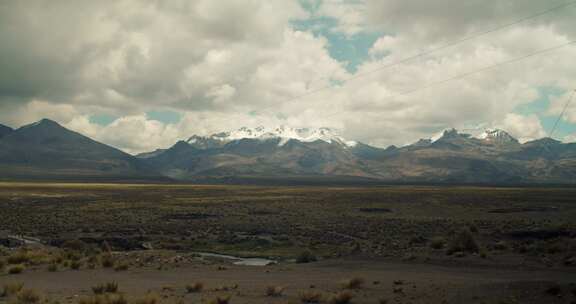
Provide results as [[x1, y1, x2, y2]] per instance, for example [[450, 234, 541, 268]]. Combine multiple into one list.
[[7, 251, 29, 265], [185, 282, 203, 293], [208, 295, 230, 304], [429, 237, 446, 249], [15, 289, 41, 304], [296, 250, 317, 264], [70, 260, 82, 270], [0, 258, 6, 270], [92, 282, 118, 295], [101, 255, 114, 268], [107, 294, 128, 304], [8, 264, 25, 274], [340, 277, 365, 290], [265, 286, 284, 297], [328, 291, 354, 304], [133, 293, 159, 304], [1, 282, 24, 297], [113, 263, 128, 272], [447, 229, 480, 255], [300, 291, 323, 303], [47, 263, 58, 272]]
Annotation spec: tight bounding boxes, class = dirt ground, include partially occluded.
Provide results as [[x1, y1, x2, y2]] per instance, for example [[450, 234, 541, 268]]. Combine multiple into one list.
[[1, 255, 576, 304]]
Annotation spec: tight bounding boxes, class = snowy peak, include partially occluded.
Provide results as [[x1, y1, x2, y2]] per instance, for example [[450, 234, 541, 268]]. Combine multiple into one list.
[[477, 129, 519, 145], [187, 126, 357, 148]]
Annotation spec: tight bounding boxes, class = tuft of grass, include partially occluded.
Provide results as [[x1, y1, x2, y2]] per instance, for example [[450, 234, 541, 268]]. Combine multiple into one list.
[[92, 282, 119, 295], [208, 295, 230, 304], [340, 277, 365, 290], [265, 286, 285, 297], [7, 251, 30, 265], [328, 291, 354, 304], [296, 250, 317, 264], [1, 282, 24, 297], [101, 254, 114, 268], [447, 229, 480, 255], [133, 293, 159, 304], [15, 289, 41, 304], [7, 264, 25, 275], [113, 263, 129, 272], [185, 282, 204, 293], [429, 237, 446, 249], [299, 291, 323, 303], [70, 260, 82, 270], [47, 263, 58, 272]]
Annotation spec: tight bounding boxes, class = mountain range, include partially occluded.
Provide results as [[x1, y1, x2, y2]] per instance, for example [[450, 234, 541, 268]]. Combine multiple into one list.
[[1, 119, 575, 184]]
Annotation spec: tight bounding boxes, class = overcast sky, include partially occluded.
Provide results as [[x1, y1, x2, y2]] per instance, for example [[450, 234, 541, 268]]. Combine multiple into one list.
[[1, 0, 575, 154]]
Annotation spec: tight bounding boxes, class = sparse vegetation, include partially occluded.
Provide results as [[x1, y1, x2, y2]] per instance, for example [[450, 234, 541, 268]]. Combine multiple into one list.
[[296, 250, 317, 263], [446, 229, 480, 255], [328, 291, 354, 304], [430, 237, 446, 249], [208, 295, 230, 304], [185, 282, 203, 293], [15, 289, 42, 304], [265, 285, 284, 297], [92, 282, 118, 295], [1, 282, 24, 298], [300, 291, 323, 303], [340, 277, 365, 290], [7, 264, 25, 274], [113, 263, 129, 272]]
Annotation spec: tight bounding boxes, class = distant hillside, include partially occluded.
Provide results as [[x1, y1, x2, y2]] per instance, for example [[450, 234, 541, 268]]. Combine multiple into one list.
[[138, 126, 576, 184], [0, 119, 164, 181]]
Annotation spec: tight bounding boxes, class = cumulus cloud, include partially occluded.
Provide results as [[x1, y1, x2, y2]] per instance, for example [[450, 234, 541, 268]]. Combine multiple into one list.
[[1, 0, 576, 153]]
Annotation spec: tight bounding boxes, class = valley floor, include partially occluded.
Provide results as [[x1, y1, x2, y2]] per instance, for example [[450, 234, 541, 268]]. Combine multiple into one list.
[[0, 183, 575, 303]]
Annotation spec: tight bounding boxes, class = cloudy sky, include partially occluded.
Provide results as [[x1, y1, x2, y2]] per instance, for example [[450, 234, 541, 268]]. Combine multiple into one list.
[[1, 0, 576, 154]]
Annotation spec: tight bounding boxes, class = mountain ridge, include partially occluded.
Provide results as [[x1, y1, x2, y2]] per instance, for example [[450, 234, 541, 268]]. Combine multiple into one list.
[[1, 119, 575, 184]]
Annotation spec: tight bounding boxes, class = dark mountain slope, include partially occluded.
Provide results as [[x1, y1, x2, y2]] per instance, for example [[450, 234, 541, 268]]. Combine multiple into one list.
[[0, 119, 163, 181]]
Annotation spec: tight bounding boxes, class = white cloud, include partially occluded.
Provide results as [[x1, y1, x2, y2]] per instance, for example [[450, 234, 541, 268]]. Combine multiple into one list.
[[1, 0, 576, 152]]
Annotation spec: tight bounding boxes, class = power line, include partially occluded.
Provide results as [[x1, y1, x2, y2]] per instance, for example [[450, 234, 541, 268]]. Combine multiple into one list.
[[273, 0, 576, 107], [549, 89, 576, 138], [322, 40, 576, 118]]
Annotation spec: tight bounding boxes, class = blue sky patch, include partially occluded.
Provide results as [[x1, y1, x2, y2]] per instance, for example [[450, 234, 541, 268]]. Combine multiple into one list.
[[89, 114, 117, 126], [147, 110, 182, 124]]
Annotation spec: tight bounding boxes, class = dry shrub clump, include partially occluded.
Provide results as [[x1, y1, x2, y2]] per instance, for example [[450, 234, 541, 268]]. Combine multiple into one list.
[[79, 294, 127, 304], [447, 229, 480, 255], [8, 264, 25, 274], [340, 277, 365, 290], [101, 254, 115, 268], [265, 285, 285, 297], [185, 282, 204, 293], [1, 282, 24, 297], [113, 263, 129, 272], [133, 293, 160, 304], [208, 295, 230, 304], [296, 250, 317, 264], [15, 289, 42, 304], [92, 282, 119, 295], [300, 291, 323, 303], [429, 237, 446, 249], [328, 291, 354, 304]]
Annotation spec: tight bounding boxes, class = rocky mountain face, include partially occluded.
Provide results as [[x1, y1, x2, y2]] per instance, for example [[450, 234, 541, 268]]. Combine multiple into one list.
[[0, 119, 162, 181], [139, 126, 576, 184], [0, 124, 13, 139], [1, 120, 575, 184]]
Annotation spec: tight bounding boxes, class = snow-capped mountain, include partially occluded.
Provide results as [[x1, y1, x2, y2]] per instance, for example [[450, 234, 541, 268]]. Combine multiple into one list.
[[477, 129, 519, 145], [186, 126, 357, 147]]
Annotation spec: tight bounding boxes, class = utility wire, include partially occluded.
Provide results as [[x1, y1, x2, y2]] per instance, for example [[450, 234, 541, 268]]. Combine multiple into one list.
[[549, 89, 576, 138], [275, 0, 576, 106], [323, 40, 576, 118]]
